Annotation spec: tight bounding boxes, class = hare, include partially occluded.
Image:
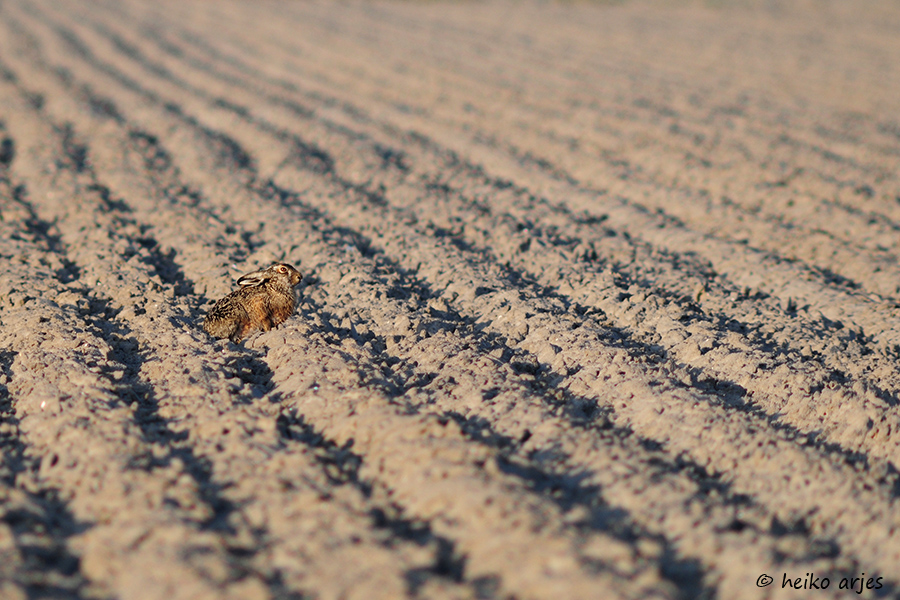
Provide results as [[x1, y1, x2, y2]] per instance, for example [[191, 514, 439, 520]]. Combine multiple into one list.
[[203, 263, 303, 343]]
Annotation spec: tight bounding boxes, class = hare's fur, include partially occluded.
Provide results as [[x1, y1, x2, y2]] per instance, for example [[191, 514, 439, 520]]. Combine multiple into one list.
[[203, 263, 302, 343]]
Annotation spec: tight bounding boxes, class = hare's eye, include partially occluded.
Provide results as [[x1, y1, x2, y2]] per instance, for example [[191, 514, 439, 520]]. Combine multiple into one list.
[[277, 266, 287, 273]]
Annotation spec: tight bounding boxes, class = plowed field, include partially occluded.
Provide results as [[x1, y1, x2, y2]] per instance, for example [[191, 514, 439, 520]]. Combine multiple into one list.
[[2, 1, 900, 598]]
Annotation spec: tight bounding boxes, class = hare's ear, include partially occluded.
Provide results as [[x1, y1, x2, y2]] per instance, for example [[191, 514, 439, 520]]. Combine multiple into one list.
[[236, 270, 269, 287]]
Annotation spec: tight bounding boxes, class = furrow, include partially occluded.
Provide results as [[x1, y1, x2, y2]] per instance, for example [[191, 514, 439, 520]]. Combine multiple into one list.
[[458, 116, 900, 301], [124, 0, 900, 273], [111, 0, 900, 355], [274, 0, 900, 222], [151, 0, 900, 198], [0, 130, 244, 598], [271, 147, 900, 587], [0, 36, 481, 600], [4, 10, 858, 600], [7, 0, 900, 598], [81, 0, 900, 377], [73, 0, 900, 474], [409, 173, 900, 460], [19, 1, 900, 596], [0, 9, 676, 599], [36, 48, 842, 600], [109, 47, 900, 589], [0, 149, 95, 600]]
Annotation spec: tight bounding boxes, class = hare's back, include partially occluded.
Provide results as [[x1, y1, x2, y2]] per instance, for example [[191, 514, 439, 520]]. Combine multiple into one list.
[[203, 291, 250, 338]]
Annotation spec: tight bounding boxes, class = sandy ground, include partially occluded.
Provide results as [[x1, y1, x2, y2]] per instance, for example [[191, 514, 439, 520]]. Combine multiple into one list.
[[1, 0, 900, 598]]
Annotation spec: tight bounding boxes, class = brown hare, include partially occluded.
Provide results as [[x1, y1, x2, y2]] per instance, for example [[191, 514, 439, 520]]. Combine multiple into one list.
[[203, 263, 302, 343]]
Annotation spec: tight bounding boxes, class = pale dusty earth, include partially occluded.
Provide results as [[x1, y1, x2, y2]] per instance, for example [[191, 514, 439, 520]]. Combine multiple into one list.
[[1, 0, 900, 598]]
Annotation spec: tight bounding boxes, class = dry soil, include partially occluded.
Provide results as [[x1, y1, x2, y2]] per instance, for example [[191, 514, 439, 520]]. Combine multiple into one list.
[[1, 1, 900, 599]]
